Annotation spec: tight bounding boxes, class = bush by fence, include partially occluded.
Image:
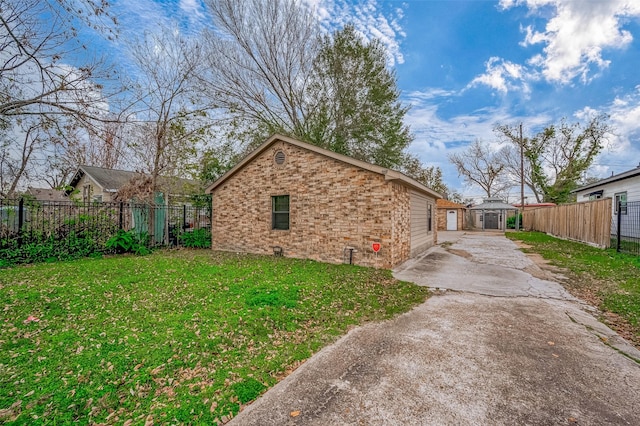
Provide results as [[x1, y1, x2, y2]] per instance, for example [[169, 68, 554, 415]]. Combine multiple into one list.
[[0, 198, 211, 266], [522, 199, 612, 248]]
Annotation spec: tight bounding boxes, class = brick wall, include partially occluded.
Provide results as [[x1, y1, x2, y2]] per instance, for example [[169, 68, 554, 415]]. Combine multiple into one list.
[[390, 183, 411, 266], [212, 141, 413, 268], [436, 208, 464, 231]]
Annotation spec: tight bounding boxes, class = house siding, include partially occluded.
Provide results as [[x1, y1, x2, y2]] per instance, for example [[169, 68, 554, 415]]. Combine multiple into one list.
[[71, 174, 110, 202], [211, 140, 432, 268], [575, 175, 640, 206], [575, 175, 640, 239]]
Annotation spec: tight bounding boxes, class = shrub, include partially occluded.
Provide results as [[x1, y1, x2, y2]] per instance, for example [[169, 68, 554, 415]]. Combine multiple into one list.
[[179, 228, 211, 248], [105, 230, 151, 255], [507, 214, 523, 229]]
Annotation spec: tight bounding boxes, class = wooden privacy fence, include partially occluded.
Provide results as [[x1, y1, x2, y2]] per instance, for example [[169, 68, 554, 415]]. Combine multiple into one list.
[[522, 198, 612, 248]]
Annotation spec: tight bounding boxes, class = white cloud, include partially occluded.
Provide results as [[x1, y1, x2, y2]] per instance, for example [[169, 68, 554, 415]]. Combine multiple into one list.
[[179, 0, 206, 22], [304, 0, 407, 66], [467, 57, 533, 94], [402, 89, 552, 193], [502, 0, 640, 84]]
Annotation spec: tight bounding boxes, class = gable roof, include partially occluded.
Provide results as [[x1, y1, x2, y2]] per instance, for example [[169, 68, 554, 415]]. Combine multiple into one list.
[[206, 134, 443, 199], [67, 165, 200, 195], [436, 199, 466, 209], [571, 166, 640, 193], [69, 165, 139, 193]]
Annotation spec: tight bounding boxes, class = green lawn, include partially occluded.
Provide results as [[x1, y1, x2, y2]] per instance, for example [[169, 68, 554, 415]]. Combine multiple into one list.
[[0, 251, 429, 424], [507, 231, 640, 345]]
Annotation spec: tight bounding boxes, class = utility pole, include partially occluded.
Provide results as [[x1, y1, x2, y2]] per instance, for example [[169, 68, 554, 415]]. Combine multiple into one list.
[[519, 122, 524, 230]]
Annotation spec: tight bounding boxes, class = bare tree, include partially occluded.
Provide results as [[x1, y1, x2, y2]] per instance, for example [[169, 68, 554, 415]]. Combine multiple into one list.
[[448, 140, 510, 198], [0, 0, 119, 194], [496, 144, 543, 203], [42, 117, 130, 189], [127, 28, 209, 201], [0, 117, 52, 197], [201, 0, 320, 142]]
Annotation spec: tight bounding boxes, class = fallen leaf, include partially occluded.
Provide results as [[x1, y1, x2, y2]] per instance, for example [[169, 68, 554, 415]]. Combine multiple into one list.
[[210, 401, 218, 413], [23, 315, 40, 324], [144, 414, 153, 426], [547, 341, 555, 346], [290, 410, 301, 417]]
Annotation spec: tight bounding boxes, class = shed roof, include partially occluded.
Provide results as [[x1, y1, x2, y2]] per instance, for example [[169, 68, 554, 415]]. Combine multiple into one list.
[[205, 134, 443, 199], [436, 199, 466, 209], [470, 198, 518, 211], [571, 165, 640, 193]]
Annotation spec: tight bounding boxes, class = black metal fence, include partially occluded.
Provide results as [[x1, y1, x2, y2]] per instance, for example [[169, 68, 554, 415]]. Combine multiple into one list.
[[611, 200, 640, 255], [0, 198, 211, 264]]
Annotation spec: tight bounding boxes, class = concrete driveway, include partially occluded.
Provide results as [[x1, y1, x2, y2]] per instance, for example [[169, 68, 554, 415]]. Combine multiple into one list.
[[229, 232, 640, 425]]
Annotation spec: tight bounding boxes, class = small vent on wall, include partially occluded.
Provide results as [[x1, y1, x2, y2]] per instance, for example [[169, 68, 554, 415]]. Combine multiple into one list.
[[274, 150, 286, 165]]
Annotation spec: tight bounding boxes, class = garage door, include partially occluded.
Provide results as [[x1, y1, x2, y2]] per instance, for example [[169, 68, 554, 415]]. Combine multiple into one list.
[[410, 191, 431, 256]]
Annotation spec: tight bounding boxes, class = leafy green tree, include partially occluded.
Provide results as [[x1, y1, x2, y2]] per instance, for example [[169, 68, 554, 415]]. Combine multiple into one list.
[[496, 114, 611, 203], [402, 155, 448, 195], [306, 25, 412, 169]]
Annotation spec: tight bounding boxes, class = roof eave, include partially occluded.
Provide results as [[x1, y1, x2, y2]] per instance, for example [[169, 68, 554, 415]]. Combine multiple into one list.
[[206, 134, 443, 199], [384, 171, 443, 199], [571, 169, 640, 193]]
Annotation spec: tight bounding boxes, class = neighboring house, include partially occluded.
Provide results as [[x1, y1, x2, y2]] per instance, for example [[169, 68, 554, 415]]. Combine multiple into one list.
[[572, 165, 640, 239], [572, 165, 640, 209], [206, 134, 443, 269], [469, 198, 518, 231], [436, 199, 466, 231], [26, 187, 68, 202], [66, 165, 199, 203]]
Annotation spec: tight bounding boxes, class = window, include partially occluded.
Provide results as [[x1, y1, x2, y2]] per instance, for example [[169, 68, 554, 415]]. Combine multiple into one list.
[[272, 195, 290, 230], [427, 204, 432, 232], [615, 192, 627, 215], [82, 185, 91, 203], [588, 190, 603, 201]]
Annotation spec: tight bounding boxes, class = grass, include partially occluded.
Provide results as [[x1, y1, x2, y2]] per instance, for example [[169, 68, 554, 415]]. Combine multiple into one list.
[[0, 250, 428, 424], [506, 231, 640, 345]]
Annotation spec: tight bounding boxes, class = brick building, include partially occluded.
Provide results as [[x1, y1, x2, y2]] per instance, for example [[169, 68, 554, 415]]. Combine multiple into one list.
[[436, 199, 467, 231], [206, 134, 442, 268]]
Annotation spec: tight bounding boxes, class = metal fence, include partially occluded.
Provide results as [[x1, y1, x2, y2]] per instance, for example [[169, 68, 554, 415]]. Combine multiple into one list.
[[0, 198, 211, 257], [611, 200, 640, 255]]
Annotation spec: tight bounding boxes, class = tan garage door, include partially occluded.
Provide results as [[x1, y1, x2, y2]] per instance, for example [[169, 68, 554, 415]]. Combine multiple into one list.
[[410, 191, 430, 256]]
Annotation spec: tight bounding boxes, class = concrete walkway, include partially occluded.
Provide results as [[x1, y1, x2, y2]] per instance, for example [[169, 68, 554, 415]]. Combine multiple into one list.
[[229, 232, 640, 425]]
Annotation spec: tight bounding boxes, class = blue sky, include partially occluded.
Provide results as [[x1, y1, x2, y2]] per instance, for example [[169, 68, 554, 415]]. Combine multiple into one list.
[[106, 0, 640, 199]]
